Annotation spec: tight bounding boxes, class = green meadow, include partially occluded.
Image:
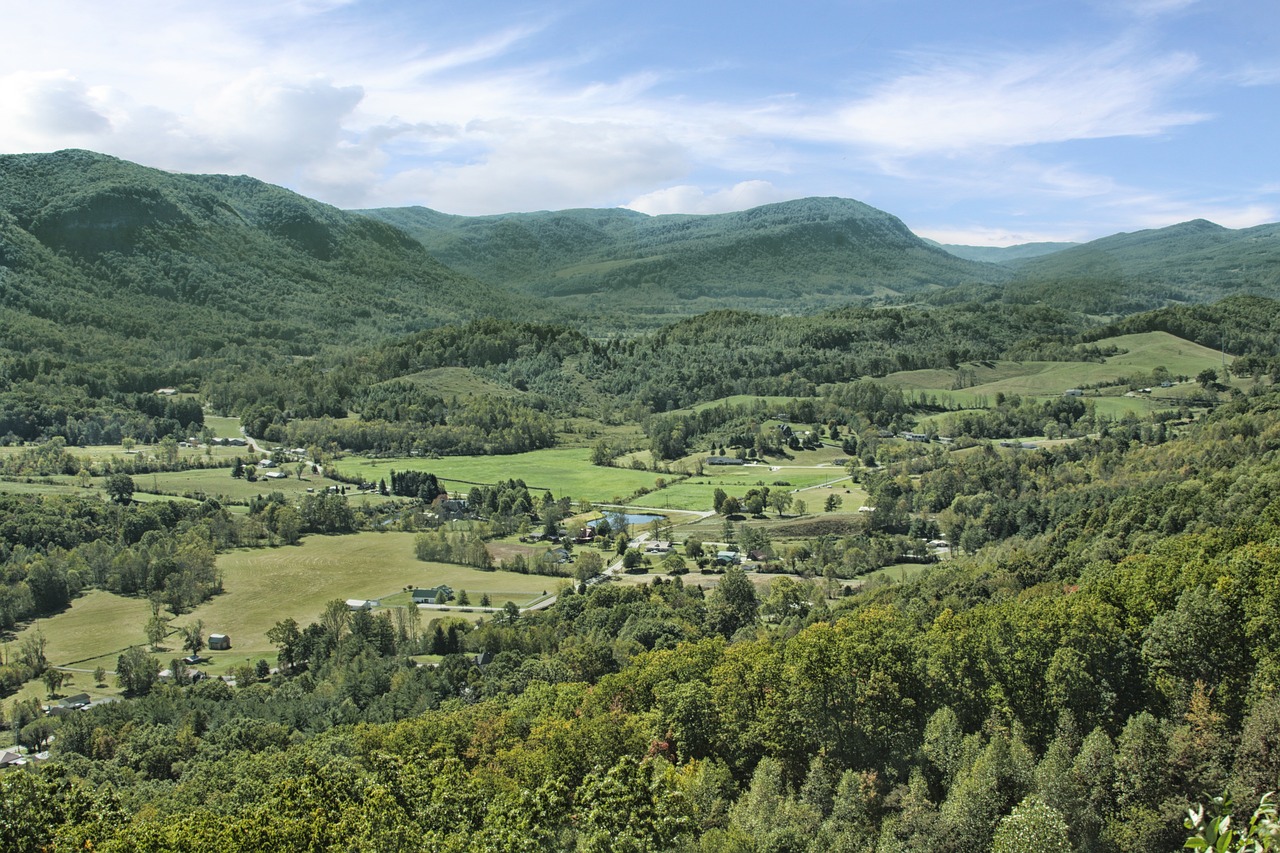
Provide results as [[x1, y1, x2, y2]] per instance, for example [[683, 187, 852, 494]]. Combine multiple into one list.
[[6, 532, 556, 690], [331, 447, 661, 504], [139, 466, 386, 505], [882, 331, 1227, 400], [183, 531, 554, 667], [631, 466, 852, 512]]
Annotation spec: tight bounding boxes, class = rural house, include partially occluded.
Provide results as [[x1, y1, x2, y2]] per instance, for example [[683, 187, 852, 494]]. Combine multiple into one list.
[[412, 586, 453, 605]]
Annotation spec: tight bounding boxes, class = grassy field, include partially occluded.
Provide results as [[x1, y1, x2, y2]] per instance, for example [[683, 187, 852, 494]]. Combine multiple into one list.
[[13, 590, 156, 669], [0, 441, 246, 465], [3, 532, 559, 705], [203, 416, 245, 439], [882, 331, 1228, 401], [685, 395, 816, 414], [137, 466, 390, 505], [331, 448, 661, 504], [177, 531, 554, 668], [5, 590, 158, 712]]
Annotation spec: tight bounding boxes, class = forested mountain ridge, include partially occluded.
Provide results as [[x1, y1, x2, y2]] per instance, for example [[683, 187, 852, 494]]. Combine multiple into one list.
[[1004, 218, 1280, 313], [0, 150, 546, 442], [930, 239, 1079, 263], [0, 149, 535, 359], [359, 197, 1011, 315], [365, 195, 1280, 321]]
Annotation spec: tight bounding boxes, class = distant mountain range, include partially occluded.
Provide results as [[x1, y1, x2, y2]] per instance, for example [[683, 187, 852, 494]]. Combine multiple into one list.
[[926, 240, 1079, 263], [3, 150, 1279, 362], [0, 149, 529, 369], [360, 198, 1006, 316], [1003, 218, 1280, 313]]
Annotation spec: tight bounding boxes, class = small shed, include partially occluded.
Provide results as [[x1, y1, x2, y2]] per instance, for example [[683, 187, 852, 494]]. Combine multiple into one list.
[[208, 633, 231, 651]]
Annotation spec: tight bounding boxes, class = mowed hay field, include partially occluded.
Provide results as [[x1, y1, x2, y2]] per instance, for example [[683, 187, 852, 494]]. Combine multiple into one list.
[[185, 532, 552, 666], [333, 448, 660, 504], [882, 331, 1228, 399]]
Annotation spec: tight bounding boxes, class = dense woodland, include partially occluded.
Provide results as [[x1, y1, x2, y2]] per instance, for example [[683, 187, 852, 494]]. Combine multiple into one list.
[[4, 151, 1280, 850], [5, 385, 1280, 850]]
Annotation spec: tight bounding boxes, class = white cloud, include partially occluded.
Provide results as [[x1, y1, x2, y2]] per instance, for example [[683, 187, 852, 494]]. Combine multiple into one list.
[[1107, 0, 1200, 19], [913, 225, 1085, 247], [366, 118, 690, 214], [1123, 199, 1280, 230], [811, 41, 1205, 155], [1226, 65, 1280, 87], [0, 0, 1266, 234], [0, 72, 109, 150], [625, 181, 791, 215]]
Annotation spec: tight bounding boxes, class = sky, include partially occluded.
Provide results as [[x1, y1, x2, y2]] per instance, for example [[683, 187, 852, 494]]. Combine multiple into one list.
[[1, 0, 1277, 245]]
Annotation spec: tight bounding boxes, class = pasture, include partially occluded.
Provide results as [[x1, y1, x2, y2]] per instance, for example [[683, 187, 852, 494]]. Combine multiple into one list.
[[139, 466, 383, 505], [12, 590, 155, 669], [180, 531, 553, 668], [881, 331, 1227, 401], [4, 531, 558, 701], [686, 395, 815, 414], [331, 447, 661, 504], [203, 416, 246, 439]]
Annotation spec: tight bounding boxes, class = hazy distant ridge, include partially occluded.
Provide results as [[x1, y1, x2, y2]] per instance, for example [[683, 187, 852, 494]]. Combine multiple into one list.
[[360, 197, 1010, 311]]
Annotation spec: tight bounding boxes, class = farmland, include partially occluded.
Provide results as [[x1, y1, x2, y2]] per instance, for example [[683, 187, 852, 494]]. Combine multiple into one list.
[[331, 447, 662, 504], [181, 532, 556, 668]]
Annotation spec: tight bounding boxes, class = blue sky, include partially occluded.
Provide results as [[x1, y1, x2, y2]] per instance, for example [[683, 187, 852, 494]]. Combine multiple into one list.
[[1, 0, 1276, 244]]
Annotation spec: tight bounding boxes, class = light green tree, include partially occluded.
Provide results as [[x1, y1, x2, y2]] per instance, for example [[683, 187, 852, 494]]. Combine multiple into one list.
[[992, 796, 1072, 853], [145, 613, 168, 650]]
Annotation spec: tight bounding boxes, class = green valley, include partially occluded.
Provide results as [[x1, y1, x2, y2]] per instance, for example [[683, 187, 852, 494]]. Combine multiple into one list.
[[4, 150, 1280, 852]]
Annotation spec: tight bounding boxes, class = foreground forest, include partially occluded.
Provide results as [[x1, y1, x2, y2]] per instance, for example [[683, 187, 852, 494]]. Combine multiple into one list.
[[4, 151, 1280, 851], [5, 379, 1280, 851]]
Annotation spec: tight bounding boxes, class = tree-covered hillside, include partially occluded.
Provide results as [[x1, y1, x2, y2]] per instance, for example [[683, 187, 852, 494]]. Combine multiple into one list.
[[361, 197, 1010, 318], [0, 149, 535, 355], [1005, 219, 1280, 313], [931, 240, 1078, 263], [0, 150, 539, 443], [7, 376, 1280, 852]]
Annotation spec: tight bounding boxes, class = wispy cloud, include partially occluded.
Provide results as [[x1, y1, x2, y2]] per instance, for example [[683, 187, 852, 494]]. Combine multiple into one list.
[[1108, 0, 1200, 19], [625, 181, 793, 216], [813, 41, 1205, 155], [0, 1, 1271, 236]]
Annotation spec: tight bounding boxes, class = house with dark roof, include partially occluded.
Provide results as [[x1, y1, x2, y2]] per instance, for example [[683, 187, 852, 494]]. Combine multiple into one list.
[[412, 586, 454, 605]]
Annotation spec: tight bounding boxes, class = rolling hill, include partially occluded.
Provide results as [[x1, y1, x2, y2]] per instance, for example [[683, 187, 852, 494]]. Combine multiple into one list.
[[359, 197, 1012, 316], [930, 240, 1078, 263], [0, 149, 535, 369], [1004, 218, 1280, 313]]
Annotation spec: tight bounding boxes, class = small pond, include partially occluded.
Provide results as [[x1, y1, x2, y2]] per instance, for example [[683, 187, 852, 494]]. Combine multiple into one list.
[[606, 512, 666, 527]]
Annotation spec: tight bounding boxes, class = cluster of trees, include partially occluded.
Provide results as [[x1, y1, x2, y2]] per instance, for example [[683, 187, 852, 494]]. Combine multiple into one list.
[[259, 396, 558, 457], [0, 495, 240, 637], [413, 529, 492, 569], [464, 479, 547, 524], [712, 485, 797, 519], [387, 469, 442, 501], [0, 384, 204, 446], [938, 393, 1092, 440]]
